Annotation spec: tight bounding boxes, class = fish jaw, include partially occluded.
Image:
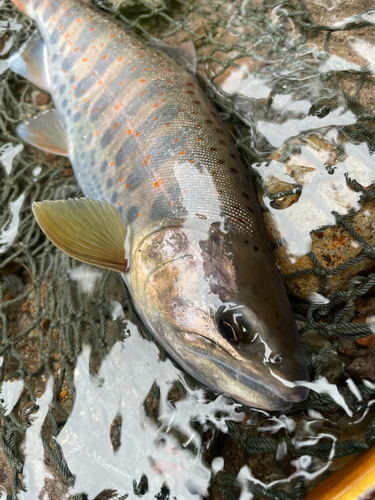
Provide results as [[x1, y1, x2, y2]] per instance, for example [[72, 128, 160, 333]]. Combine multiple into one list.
[[131, 225, 309, 411]]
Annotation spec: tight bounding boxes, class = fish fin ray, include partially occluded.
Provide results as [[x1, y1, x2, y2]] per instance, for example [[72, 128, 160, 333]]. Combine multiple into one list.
[[8, 33, 49, 91], [32, 198, 128, 272], [150, 38, 196, 74], [17, 109, 69, 156]]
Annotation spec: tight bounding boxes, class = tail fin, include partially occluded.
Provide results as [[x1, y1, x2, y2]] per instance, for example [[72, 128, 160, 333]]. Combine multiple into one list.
[[11, 0, 33, 17]]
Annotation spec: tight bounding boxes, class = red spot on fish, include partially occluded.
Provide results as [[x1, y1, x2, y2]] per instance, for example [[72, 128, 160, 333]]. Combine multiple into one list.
[[197, 137, 203, 141], [102, 55, 108, 60], [113, 122, 119, 130], [82, 58, 88, 62], [192, 101, 200, 105], [154, 104, 159, 108], [179, 109, 184, 112], [89, 16, 93, 20], [120, 39, 125, 43], [137, 212, 142, 218], [98, 81, 102, 85], [95, 107, 99, 112], [135, 132, 140, 138], [111, 161, 114, 166], [178, 152, 185, 156], [90, 27, 95, 31], [69, 42, 72, 46], [110, 34, 115, 38], [186, 82, 194, 86], [52, 16, 56, 21], [168, 201, 172, 205], [154, 179, 162, 188], [73, 86, 76, 90], [161, 99, 166, 103], [127, 129, 132, 136], [61, 1, 64, 4], [189, 159, 194, 163], [140, 90, 146, 97], [75, 106, 78, 110], [101, 43, 104, 47], [125, 183, 129, 188], [87, 111, 90, 115], [139, 78, 145, 83], [168, 69, 173, 72], [115, 103, 122, 110], [74, 47, 79, 52], [194, 124, 201, 128], [182, 189, 188, 194], [131, 67, 136, 71], [77, 18, 81, 23], [58, 24, 63, 30], [120, 177, 124, 183], [166, 123, 170, 127], [145, 68, 150, 71], [118, 57, 123, 62], [76, 76, 79, 80], [186, 91, 194, 95], [64, 33, 70, 38], [143, 155, 151, 166], [210, 146, 216, 151], [95, 130, 99, 137], [118, 201, 121, 206], [173, 138, 179, 143], [139, 55, 144, 59], [83, 97, 87, 103], [167, 80, 172, 84], [211, 171, 217, 176], [92, 71, 96, 76], [218, 159, 225, 165], [120, 81, 125, 85], [153, 117, 158, 121], [67, 12, 71, 17]]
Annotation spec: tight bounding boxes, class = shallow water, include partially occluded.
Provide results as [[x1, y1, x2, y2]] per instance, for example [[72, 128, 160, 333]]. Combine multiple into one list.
[[2, 0, 375, 498]]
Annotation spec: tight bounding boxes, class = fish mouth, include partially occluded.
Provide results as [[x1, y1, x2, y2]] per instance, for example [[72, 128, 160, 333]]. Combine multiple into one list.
[[212, 356, 309, 410], [175, 332, 308, 411]]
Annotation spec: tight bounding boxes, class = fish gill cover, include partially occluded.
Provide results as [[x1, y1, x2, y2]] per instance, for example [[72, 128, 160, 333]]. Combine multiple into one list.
[[1, 0, 375, 499]]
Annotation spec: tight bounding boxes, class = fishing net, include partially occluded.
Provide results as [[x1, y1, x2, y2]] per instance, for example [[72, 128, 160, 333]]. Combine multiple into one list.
[[2, 0, 375, 498]]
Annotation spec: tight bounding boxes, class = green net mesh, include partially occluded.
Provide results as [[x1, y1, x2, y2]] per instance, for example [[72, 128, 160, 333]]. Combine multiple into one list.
[[2, 0, 375, 498]]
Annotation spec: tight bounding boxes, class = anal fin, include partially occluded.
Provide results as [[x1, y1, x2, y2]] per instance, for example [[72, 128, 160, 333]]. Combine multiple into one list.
[[33, 198, 128, 273], [17, 109, 69, 156], [8, 33, 49, 92]]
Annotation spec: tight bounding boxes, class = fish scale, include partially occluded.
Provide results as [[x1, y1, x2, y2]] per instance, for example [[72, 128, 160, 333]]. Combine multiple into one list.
[[11, 0, 310, 410]]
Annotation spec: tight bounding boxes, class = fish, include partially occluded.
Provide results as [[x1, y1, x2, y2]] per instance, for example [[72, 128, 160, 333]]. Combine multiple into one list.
[[10, 0, 309, 410]]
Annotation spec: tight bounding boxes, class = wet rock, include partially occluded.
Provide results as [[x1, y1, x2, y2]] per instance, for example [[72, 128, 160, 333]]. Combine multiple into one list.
[[35, 91, 51, 106], [0, 448, 13, 497], [337, 340, 358, 358], [347, 341, 375, 381]]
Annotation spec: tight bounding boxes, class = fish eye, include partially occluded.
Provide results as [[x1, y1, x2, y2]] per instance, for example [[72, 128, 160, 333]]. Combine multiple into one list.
[[218, 306, 257, 345], [270, 352, 283, 364]]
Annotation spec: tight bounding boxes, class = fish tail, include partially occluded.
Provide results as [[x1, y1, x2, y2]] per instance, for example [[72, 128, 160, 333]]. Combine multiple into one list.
[[11, 0, 34, 17]]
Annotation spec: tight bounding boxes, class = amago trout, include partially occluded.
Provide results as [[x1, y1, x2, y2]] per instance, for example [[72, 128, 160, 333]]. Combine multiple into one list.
[[10, 0, 309, 410]]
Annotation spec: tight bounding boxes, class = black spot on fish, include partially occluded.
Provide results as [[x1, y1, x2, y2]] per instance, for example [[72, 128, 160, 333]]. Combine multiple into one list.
[[127, 206, 139, 223], [100, 161, 107, 173], [59, 84, 66, 95], [106, 178, 113, 189], [73, 112, 81, 122], [101, 130, 112, 149], [253, 245, 258, 251], [111, 192, 118, 204]]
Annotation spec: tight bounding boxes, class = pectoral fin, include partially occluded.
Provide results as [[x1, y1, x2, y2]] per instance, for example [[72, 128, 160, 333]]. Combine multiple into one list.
[[33, 198, 128, 272], [17, 109, 69, 156]]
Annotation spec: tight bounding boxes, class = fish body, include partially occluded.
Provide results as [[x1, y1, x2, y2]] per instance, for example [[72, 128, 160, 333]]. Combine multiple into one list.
[[11, 0, 309, 410]]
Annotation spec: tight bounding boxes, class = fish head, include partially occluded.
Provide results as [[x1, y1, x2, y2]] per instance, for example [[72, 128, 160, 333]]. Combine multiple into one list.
[[132, 224, 309, 411]]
